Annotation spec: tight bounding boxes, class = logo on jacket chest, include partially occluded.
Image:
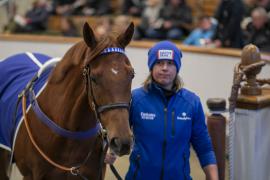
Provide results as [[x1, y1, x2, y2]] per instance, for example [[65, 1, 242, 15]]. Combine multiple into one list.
[[140, 112, 156, 120], [177, 112, 191, 121]]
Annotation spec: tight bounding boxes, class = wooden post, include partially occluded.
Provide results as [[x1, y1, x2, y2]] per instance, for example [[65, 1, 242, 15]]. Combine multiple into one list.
[[206, 98, 226, 180], [230, 44, 270, 180], [232, 88, 270, 180]]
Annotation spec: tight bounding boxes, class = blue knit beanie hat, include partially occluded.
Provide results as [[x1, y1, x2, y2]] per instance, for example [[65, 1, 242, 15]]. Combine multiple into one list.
[[148, 41, 182, 72]]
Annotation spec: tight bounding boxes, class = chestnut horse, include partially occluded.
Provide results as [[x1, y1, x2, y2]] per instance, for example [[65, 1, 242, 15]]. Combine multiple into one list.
[[0, 22, 134, 179]]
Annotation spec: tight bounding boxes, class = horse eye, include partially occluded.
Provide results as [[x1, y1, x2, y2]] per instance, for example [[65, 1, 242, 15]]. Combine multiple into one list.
[[90, 75, 98, 84]]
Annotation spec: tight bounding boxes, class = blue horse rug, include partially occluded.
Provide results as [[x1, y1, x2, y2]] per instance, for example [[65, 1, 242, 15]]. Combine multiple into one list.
[[0, 52, 58, 151]]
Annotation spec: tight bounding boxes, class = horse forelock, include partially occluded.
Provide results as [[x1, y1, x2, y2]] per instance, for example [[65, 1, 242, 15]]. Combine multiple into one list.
[[64, 34, 116, 66], [83, 34, 121, 66]]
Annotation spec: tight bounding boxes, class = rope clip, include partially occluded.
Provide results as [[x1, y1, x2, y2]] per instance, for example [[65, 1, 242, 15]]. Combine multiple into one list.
[[70, 166, 80, 176]]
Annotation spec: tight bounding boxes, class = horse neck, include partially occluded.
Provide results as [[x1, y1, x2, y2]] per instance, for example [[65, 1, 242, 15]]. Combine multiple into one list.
[[39, 66, 97, 132]]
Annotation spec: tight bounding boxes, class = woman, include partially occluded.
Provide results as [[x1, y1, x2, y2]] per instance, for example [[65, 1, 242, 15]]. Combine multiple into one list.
[[125, 41, 218, 179]]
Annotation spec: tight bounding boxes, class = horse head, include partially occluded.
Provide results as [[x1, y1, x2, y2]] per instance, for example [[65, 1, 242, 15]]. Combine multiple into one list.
[[82, 22, 134, 156]]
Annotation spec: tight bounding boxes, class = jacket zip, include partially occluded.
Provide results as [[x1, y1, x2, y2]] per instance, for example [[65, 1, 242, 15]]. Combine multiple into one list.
[[133, 155, 140, 180], [171, 110, 175, 136], [160, 107, 168, 180], [183, 153, 187, 180]]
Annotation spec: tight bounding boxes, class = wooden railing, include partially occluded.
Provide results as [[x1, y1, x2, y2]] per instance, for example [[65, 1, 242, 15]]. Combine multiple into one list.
[[1, 33, 270, 62]]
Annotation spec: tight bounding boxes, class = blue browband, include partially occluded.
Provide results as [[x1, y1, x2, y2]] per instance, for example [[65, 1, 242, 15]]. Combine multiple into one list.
[[101, 47, 125, 55]]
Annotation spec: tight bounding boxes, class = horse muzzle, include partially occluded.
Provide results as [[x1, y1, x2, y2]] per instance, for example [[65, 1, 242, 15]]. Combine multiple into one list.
[[109, 136, 133, 156]]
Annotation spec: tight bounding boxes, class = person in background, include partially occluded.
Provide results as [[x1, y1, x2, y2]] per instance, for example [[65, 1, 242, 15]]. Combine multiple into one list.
[[257, 0, 270, 12], [51, 0, 84, 15], [212, 0, 245, 48], [112, 15, 132, 32], [133, 0, 163, 40], [243, 0, 258, 17], [60, 17, 79, 37], [183, 15, 216, 46], [52, 0, 110, 16], [3, 3, 18, 33], [155, 0, 193, 40], [244, 7, 270, 52], [124, 41, 218, 179], [12, 0, 49, 33], [94, 16, 113, 37], [82, 0, 111, 16], [122, 0, 145, 17]]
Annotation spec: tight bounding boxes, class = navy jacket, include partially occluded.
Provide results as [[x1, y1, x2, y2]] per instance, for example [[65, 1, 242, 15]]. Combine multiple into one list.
[[126, 84, 216, 180]]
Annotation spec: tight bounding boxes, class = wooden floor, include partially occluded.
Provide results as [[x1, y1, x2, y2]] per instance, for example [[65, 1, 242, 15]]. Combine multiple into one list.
[[9, 149, 208, 180]]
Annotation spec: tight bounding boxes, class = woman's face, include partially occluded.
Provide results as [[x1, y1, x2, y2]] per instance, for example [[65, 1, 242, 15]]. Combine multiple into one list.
[[152, 60, 177, 90]]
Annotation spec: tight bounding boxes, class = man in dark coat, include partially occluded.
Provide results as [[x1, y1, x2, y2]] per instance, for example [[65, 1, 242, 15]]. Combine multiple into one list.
[[212, 0, 245, 48], [14, 0, 49, 33], [157, 0, 193, 40], [244, 7, 270, 52]]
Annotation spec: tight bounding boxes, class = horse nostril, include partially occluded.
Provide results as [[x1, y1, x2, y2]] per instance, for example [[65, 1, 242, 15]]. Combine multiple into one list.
[[120, 141, 131, 155], [110, 137, 121, 150], [110, 138, 131, 156]]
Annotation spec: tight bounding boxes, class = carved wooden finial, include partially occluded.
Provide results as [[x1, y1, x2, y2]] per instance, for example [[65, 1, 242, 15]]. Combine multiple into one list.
[[240, 44, 263, 95], [241, 44, 261, 66]]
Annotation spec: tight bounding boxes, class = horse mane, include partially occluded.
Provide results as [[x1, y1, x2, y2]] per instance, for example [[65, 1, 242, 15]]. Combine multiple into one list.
[[49, 33, 119, 84]]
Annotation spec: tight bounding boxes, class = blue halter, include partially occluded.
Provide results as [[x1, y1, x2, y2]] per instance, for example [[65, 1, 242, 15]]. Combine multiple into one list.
[[101, 47, 125, 55], [25, 47, 126, 140], [30, 90, 101, 139]]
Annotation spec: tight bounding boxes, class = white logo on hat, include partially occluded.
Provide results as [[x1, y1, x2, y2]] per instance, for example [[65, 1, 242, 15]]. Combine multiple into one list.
[[158, 50, 174, 60]]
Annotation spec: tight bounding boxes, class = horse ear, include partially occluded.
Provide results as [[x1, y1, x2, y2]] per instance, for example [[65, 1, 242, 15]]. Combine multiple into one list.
[[117, 22, 134, 48], [83, 22, 97, 49]]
